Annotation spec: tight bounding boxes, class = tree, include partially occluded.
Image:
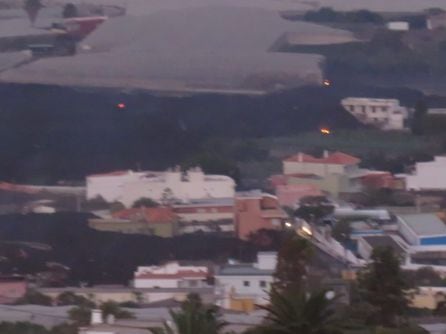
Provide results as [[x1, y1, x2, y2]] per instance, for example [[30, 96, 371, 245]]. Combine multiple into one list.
[[23, 0, 43, 26], [132, 197, 160, 208], [68, 305, 91, 326], [255, 288, 342, 334], [331, 219, 352, 244], [150, 294, 226, 334], [62, 3, 78, 18], [57, 291, 95, 307], [15, 289, 53, 306], [295, 196, 334, 223], [411, 100, 427, 135], [100, 301, 134, 319], [273, 236, 313, 294], [357, 247, 410, 327], [161, 188, 175, 206], [0, 321, 49, 334]]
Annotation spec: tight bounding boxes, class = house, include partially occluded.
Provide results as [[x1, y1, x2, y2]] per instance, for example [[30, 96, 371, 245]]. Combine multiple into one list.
[[341, 97, 408, 130], [86, 167, 236, 207], [398, 214, 446, 246], [215, 252, 276, 312], [0, 276, 27, 304], [279, 151, 365, 197], [89, 207, 178, 237], [234, 190, 289, 239], [357, 235, 406, 260], [133, 262, 209, 289], [427, 12, 446, 30], [405, 156, 446, 191], [386, 21, 409, 31], [427, 108, 446, 116]]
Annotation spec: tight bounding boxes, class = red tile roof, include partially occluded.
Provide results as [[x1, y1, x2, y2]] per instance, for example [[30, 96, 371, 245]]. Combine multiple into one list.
[[112, 207, 177, 224], [284, 151, 360, 165]]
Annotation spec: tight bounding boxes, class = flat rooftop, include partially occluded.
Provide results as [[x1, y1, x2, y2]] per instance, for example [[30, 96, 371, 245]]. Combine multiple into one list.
[[399, 214, 446, 237]]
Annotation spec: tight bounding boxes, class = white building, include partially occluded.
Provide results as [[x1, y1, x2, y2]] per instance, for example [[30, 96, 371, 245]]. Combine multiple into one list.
[[386, 21, 409, 31], [133, 262, 209, 289], [406, 156, 446, 191], [215, 252, 276, 309], [87, 167, 236, 207], [398, 214, 446, 246], [341, 97, 408, 130]]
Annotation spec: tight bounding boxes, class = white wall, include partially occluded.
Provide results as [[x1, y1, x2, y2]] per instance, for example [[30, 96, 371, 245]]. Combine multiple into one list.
[[341, 97, 407, 130], [134, 278, 179, 289], [357, 238, 373, 260], [398, 217, 419, 245], [87, 169, 236, 207], [406, 157, 446, 190], [283, 161, 346, 177], [216, 275, 274, 305]]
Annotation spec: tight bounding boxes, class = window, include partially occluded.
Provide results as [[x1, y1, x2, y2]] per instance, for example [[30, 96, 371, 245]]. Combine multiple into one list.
[[259, 280, 267, 288], [243, 281, 250, 287]]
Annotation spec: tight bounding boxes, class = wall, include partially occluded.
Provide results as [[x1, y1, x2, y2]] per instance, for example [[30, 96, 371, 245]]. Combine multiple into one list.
[[235, 197, 286, 239], [216, 275, 273, 304], [406, 157, 446, 190], [88, 219, 176, 237], [420, 236, 446, 246], [398, 217, 419, 245], [120, 174, 235, 207], [357, 238, 373, 260], [174, 206, 234, 222], [0, 281, 27, 304], [283, 161, 345, 177]]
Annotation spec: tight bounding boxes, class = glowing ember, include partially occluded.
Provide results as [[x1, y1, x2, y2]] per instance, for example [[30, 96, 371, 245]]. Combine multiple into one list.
[[320, 128, 331, 135], [323, 79, 331, 86], [117, 103, 126, 109]]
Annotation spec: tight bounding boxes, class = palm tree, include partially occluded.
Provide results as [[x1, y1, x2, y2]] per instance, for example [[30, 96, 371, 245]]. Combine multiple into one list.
[[150, 294, 226, 334], [255, 288, 342, 334]]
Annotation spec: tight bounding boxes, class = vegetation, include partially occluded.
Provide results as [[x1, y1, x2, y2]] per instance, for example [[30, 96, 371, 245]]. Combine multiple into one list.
[[273, 236, 313, 293], [15, 289, 53, 306], [412, 100, 428, 135], [56, 291, 95, 307], [150, 294, 226, 334], [23, 0, 42, 25], [357, 247, 410, 327], [303, 7, 383, 24], [68, 300, 134, 326], [254, 288, 343, 334], [132, 197, 160, 208], [294, 196, 335, 222], [62, 3, 78, 18]]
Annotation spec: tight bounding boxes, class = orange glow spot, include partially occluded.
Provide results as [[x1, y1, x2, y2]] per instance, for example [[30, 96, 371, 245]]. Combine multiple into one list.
[[320, 128, 331, 135], [117, 103, 126, 109]]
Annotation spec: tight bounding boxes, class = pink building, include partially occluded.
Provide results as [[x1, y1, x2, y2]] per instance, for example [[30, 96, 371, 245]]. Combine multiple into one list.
[[275, 184, 323, 207], [235, 191, 288, 240], [0, 276, 27, 304]]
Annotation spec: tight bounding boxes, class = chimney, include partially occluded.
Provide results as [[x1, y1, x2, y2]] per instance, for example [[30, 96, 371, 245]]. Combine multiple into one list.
[[323, 150, 329, 158], [91, 309, 103, 325]]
